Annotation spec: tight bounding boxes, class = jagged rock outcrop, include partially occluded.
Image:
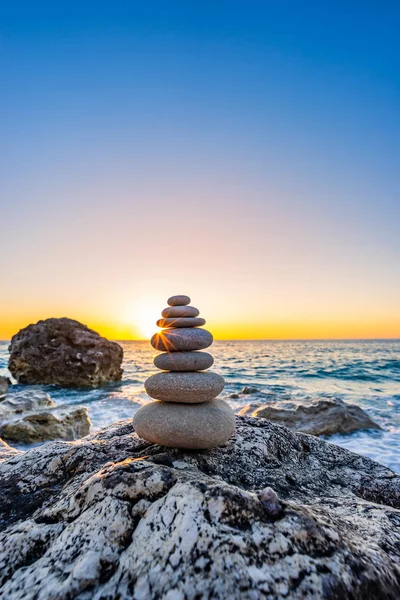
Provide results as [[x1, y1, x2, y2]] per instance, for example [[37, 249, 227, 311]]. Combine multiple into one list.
[[0, 405, 90, 443], [8, 318, 123, 388], [0, 417, 399, 599], [0, 390, 54, 420], [238, 397, 381, 436], [0, 390, 90, 443]]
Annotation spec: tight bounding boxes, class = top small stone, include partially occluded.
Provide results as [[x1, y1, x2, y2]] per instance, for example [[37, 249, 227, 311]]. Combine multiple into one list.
[[168, 295, 191, 307]]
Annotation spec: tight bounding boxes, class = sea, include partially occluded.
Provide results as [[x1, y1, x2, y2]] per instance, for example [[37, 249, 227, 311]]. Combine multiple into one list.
[[1, 339, 399, 473]]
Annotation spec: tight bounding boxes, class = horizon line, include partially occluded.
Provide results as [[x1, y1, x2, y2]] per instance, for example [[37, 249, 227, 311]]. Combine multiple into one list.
[[1, 337, 400, 343]]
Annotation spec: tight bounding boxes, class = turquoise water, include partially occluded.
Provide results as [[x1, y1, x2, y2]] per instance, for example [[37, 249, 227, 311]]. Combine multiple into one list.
[[1, 339, 399, 472]]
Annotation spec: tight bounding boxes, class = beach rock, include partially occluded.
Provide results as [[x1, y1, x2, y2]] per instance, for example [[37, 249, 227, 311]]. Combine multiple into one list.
[[238, 397, 381, 436], [168, 294, 191, 306], [0, 378, 9, 397], [0, 405, 90, 443], [151, 328, 213, 352], [145, 371, 225, 403], [241, 386, 260, 395], [161, 305, 200, 318], [156, 317, 206, 328], [0, 417, 399, 599], [133, 399, 235, 448], [0, 438, 21, 462], [8, 318, 123, 388], [154, 351, 214, 372], [228, 393, 240, 399], [0, 390, 54, 420]]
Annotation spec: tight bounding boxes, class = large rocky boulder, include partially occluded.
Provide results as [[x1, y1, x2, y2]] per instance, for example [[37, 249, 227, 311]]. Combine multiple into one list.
[[238, 397, 381, 436], [0, 417, 399, 599], [8, 318, 123, 387]]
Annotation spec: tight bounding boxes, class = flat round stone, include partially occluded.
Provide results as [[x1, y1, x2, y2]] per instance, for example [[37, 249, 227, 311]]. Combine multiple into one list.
[[145, 371, 225, 403], [154, 351, 214, 372], [132, 399, 236, 449], [151, 328, 213, 352], [168, 295, 191, 306], [156, 317, 206, 328], [161, 306, 200, 318]]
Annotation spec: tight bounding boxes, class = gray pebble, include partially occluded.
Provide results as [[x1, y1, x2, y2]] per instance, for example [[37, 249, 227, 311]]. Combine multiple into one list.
[[156, 317, 206, 328], [161, 306, 200, 318], [154, 351, 214, 372], [151, 328, 213, 352], [168, 295, 191, 306], [133, 399, 236, 449], [145, 371, 225, 403]]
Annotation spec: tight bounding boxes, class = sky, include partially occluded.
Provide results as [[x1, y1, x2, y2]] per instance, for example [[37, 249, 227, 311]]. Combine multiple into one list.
[[1, 1, 399, 340]]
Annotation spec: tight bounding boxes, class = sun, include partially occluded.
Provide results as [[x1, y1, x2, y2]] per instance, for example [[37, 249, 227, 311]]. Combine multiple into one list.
[[132, 300, 162, 340]]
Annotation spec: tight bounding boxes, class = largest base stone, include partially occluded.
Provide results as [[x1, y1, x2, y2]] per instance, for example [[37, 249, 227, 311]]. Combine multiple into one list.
[[133, 399, 235, 449]]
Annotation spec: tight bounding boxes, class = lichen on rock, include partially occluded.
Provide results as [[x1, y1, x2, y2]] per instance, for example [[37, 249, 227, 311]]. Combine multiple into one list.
[[0, 416, 399, 599]]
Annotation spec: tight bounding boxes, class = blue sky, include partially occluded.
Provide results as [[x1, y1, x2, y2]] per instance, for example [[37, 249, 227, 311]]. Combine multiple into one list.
[[0, 1, 399, 338]]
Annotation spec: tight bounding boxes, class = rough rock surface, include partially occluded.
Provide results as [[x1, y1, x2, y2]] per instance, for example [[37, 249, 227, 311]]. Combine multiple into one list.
[[8, 318, 123, 387], [238, 398, 381, 436], [0, 417, 399, 599], [0, 390, 54, 420], [0, 405, 90, 443]]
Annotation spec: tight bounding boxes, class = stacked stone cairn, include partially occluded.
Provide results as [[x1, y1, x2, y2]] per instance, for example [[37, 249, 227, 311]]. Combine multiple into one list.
[[133, 295, 236, 449]]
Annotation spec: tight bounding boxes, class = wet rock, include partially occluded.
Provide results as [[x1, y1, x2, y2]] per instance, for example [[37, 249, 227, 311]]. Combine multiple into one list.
[[145, 371, 225, 403], [0, 391, 54, 420], [0, 378, 9, 397], [238, 397, 381, 436], [8, 318, 123, 388], [241, 386, 260, 395], [0, 416, 399, 598], [0, 405, 90, 443], [227, 393, 240, 399]]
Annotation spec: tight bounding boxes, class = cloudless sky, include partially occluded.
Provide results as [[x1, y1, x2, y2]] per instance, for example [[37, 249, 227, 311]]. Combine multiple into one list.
[[1, 1, 399, 339]]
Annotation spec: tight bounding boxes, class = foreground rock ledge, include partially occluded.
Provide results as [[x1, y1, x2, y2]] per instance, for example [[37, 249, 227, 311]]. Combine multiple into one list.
[[0, 418, 399, 599]]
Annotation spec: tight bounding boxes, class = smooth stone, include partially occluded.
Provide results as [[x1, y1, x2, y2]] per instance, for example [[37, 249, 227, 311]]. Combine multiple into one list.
[[151, 328, 213, 352], [161, 305, 199, 318], [154, 351, 214, 372], [132, 399, 236, 449], [145, 371, 225, 403], [156, 317, 206, 328], [168, 295, 191, 306]]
